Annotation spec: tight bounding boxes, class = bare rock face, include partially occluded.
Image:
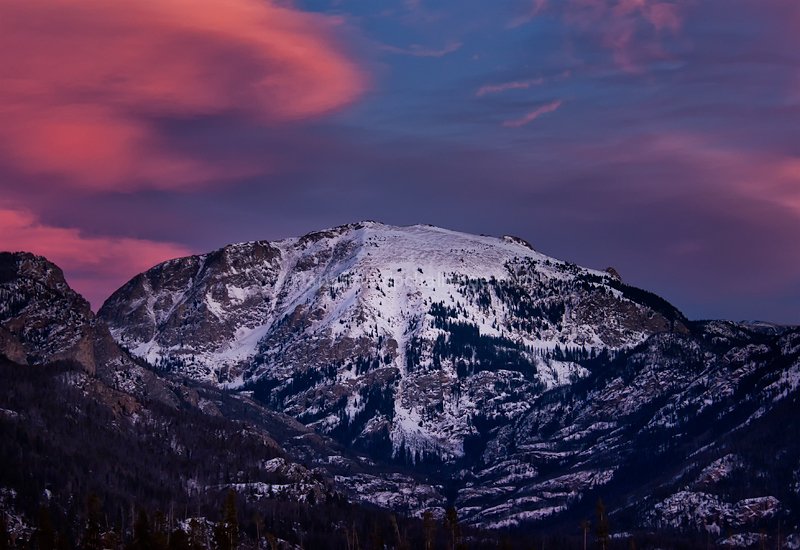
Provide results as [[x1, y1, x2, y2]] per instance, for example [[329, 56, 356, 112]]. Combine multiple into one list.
[[604, 266, 622, 281], [0, 252, 108, 373], [99, 241, 282, 354]]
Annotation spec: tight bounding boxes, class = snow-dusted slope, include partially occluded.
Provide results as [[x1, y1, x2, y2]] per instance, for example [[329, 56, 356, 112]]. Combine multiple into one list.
[[457, 326, 800, 528], [99, 222, 686, 462]]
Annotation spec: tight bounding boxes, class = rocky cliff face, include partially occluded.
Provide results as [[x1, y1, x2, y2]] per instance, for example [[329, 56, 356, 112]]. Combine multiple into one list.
[[0, 251, 180, 406], [98, 222, 689, 463], [0, 251, 117, 374]]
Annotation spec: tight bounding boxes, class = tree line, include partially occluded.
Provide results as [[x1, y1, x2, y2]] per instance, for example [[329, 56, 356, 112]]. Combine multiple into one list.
[[3, 491, 729, 550]]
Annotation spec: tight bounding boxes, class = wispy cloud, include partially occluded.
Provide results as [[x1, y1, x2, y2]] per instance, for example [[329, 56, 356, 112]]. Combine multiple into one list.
[[381, 42, 462, 57], [477, 79, 543, 97], [0, 0, 367, 192], [503, 100, 563, 127]]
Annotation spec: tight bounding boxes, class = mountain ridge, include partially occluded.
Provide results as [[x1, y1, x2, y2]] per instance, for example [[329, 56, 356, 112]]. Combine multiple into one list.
[[3, 223, 799, 537]]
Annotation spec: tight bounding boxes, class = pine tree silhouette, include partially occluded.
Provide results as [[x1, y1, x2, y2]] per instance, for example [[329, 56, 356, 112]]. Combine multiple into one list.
[[82, 495, 102, 550], [213, 490, 239, 550], [38, 506, 57, 550], [595, 499, 610, 550]]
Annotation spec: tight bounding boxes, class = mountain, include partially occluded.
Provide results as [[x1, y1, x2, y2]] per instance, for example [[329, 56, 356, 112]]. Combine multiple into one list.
[[98, 221, 687, 462], [97, 221, 800, 535], [0, 251, 411, 549], [4, 224, 799, 542]]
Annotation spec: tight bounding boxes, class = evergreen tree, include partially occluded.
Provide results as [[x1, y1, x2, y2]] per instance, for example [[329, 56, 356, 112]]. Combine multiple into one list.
[[133, 509, 152, 550], [1, 512, 9, 550], [82, 495, 102, 550], [152, 512, 168, 550], [390, 515, 409, 550], [57, 530, 72, 550], [442, 508, 463, 550], [251, 514, 264, 548], [595, 499, 610, 550], [422, 512, 436, 550], [188, 520, 205, 550], [213, 490, 238, 550], [108, 522, 122, 550], [264, 533, 278, 550], [580, 520, 591, 550], [168, 528, 189, 550], [368, 522, 384, 550], [37, 506, 57, 550]]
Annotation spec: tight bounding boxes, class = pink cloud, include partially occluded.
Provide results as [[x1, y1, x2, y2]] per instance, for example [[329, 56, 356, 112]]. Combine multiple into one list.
[[503, 100, 563, 127], [0, 207, 194, 309], [669, 142, 800, 217], [738, 156, 800, 216], [477, 79, 543, 97], [647, 3, 681, 32], [381, 42, 463, 57], [579, 131, 800, 218], [0, 0, 367, 192]]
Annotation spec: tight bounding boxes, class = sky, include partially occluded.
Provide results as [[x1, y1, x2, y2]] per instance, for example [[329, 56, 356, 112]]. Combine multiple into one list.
[[0, 0, 798, 324]]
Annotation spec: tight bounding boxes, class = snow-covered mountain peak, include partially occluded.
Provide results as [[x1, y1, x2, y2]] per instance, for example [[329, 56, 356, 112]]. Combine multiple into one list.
[[98, 222, 687, 462]]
